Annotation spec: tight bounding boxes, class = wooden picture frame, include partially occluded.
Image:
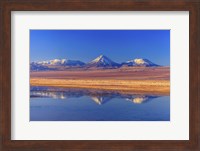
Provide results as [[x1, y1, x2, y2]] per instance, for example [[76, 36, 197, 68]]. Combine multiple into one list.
[[0, 0, 199, 150]]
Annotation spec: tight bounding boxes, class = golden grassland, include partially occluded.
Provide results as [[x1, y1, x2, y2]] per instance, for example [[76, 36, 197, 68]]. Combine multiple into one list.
[[30, 67, 170, 95], [30, 78, 170, 95]]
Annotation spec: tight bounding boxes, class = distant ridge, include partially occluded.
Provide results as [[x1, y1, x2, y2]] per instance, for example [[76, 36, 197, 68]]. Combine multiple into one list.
[[30, 55, 160, 71], [30, 62, 52, 71]]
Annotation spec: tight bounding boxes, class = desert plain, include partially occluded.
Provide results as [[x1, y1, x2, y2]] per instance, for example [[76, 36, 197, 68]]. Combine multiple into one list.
[[30, 66, 170, 95]]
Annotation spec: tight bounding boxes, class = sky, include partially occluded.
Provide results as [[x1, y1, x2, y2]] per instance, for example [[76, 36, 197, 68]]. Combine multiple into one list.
[[30, 30, 170, 66]]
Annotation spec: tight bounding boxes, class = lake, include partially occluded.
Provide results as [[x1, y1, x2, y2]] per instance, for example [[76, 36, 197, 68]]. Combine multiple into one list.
[[30, 86, 170, 121]]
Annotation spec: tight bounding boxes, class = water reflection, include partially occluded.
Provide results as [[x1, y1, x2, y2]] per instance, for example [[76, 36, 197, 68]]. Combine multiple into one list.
[[30, 86, 159, 105], [30, 86, 170, 121]]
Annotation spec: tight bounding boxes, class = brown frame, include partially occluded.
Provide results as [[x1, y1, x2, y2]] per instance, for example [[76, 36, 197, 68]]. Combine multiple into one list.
[[0, 0, 200, 151]]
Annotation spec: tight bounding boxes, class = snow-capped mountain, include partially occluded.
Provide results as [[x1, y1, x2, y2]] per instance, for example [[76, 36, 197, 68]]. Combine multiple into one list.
[[86, 55, 120, 68], [30, 56, 161, 71], [30, 62, 52, 71], [36, 59, 85, 66], [121, 58, 159, 67], [30, 59, 85, 71]]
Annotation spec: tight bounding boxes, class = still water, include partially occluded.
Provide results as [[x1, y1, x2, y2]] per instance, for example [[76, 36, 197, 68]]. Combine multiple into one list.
[[30, 86, 170, 121]]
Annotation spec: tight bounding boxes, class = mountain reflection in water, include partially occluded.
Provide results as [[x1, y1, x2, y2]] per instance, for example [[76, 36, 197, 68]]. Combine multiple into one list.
[[30, 86, 170, 121], [30, 86, 159, 105]]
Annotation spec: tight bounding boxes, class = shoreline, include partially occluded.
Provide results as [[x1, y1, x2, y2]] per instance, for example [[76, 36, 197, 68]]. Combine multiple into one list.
[[30, 78, 170, 95]]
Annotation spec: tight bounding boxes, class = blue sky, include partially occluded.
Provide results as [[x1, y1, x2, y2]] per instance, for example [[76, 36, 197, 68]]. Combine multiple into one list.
[[30, 30, 170, 66]]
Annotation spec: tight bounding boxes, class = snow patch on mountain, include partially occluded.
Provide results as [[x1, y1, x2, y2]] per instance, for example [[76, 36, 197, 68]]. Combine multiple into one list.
[[30, 62, 52, 71], [122, 58, 159, 67], [30, 55, 161, 71], [86, 55, 120, 68], [35, 59, 85, 66]]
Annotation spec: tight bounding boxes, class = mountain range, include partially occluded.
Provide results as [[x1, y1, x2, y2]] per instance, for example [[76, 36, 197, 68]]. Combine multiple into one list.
[[30, 55, 159, 71]]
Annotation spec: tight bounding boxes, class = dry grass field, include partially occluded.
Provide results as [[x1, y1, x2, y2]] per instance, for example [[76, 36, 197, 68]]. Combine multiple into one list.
[[31, 66, 169, 80], [30, 67, 170, 95]]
